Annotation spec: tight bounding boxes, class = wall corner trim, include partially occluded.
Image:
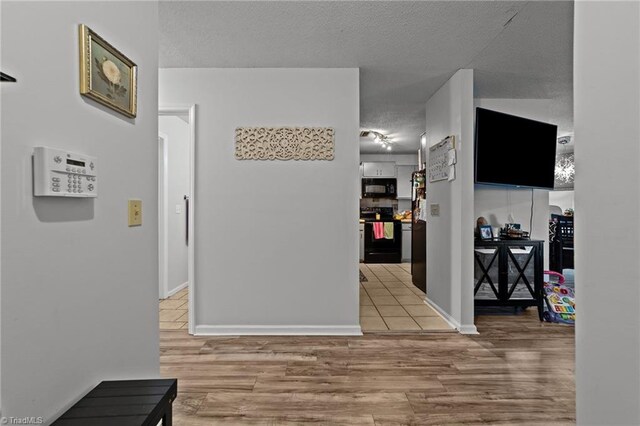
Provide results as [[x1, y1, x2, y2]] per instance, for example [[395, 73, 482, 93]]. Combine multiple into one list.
[[424, 297, 462, 331], [458, 324, 479, 335], [166, 282, 188, 299], [194, 325, 363, 336]]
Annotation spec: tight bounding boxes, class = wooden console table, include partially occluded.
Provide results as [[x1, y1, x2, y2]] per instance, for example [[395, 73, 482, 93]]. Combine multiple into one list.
[[474, 239, 544, 320]]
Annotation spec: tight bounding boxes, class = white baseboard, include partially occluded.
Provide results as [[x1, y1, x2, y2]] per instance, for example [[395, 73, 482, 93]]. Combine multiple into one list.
[[458, 324, 479, 335], [424, 297, 461, 330], [195, 325, 363, 336], [166, 281, 188, 298], [424, 297, 479, 335]]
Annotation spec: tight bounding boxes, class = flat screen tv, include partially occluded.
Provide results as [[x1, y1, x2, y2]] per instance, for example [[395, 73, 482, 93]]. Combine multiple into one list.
[[475, 108, 558, 189]]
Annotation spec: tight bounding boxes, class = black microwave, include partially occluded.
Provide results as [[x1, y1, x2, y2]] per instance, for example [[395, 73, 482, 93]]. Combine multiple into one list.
[[361, 178, 397, 198]]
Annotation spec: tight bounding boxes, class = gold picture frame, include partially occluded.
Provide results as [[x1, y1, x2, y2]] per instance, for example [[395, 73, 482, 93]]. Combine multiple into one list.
[[79, 24, 137, 118]]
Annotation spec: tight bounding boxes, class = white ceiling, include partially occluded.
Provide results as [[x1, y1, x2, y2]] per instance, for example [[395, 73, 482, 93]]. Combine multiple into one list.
[[159, 1, 574, 154]]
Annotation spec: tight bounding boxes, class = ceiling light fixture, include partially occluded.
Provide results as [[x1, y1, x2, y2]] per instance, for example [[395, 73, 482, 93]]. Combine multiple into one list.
[[363, 130, 394, 150], [554, 136, 574, 188], [555, 153, 575, 184]]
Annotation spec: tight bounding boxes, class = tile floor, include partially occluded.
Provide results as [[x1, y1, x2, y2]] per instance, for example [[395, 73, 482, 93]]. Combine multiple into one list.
[[359, 263, 453, 332], [159, 264, 453, 333], [159, 287, 188, 330]]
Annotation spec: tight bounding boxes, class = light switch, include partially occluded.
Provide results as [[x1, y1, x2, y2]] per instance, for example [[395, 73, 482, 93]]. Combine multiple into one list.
[[430, 203, 440, 217], [128, 199, 142, 226], [175, 204, 182, 214]]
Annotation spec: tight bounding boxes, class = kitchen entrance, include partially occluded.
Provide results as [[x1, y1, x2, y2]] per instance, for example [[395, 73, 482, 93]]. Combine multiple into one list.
[[359, 263, 451, 332], [358, 158, 451, 332]]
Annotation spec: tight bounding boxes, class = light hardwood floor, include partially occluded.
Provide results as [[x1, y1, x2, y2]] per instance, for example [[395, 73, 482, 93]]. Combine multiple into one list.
[[160, 271, 575, 424]]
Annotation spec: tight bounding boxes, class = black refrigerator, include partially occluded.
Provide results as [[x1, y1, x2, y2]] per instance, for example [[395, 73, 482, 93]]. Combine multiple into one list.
[[411, 170, 427, 292]]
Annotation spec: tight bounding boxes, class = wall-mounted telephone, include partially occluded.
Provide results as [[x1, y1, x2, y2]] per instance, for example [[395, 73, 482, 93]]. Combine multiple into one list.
[[33, 147, 98, 198]]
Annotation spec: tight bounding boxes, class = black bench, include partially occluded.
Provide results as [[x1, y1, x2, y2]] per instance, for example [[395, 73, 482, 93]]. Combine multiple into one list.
[[52, 378, 177, 426]]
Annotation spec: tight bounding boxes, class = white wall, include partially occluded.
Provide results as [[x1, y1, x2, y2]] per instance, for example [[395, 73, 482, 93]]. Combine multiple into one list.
[[475, 186, 549, 240], [574, 2, 640, 424], [159, 116, 189, 297], [549, 190, 574, 213], [424, 69, 476, 333], [0, 3, 3, 410], [160, 68, 360, 334], [1, 1, 159, 421]]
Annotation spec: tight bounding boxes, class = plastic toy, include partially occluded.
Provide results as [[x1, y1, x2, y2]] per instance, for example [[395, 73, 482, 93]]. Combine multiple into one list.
[[542, 271, 575, 325]]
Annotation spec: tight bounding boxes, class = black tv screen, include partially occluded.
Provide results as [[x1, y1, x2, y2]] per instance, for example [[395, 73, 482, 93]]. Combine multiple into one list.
[[475, 108, 558, 189]]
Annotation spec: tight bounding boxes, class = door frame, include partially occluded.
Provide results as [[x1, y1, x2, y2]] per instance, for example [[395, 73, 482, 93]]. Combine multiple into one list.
[[159, 105, 196, 335], [158, 131, 169, 300]]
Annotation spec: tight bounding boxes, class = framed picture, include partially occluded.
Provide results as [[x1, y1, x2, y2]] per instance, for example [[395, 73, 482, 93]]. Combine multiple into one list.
[[79, 24, 137, 118], [479, 225, 494, 241]]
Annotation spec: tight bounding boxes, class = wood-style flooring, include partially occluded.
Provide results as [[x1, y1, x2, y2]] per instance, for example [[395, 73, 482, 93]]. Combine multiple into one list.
[[160, 302, 575, 424]]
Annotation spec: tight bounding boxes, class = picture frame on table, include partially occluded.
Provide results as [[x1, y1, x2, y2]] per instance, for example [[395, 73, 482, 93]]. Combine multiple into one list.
[[79, 24, 137, 118], [479, 225, 494, 241]]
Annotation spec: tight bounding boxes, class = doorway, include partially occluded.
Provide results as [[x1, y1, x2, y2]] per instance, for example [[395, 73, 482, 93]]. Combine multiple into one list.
[[358, 158, 452, 332], [158, 105, 196, 334]]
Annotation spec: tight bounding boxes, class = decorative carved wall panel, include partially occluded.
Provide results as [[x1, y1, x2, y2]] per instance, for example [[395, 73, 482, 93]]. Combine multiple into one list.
[[235, 127, 334, 160]]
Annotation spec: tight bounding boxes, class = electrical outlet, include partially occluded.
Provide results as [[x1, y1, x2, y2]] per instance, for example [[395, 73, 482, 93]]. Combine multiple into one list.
[[430, 203, 440, 217], [128, 199, 142, 226]]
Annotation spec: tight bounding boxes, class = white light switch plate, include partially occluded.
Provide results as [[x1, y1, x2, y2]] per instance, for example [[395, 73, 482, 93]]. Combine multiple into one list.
[[175, 204, 182, 214]]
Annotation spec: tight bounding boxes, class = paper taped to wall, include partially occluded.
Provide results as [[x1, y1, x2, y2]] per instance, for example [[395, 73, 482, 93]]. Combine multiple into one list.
[[447, 165, 456, 182], [428, 135, 456, 183]]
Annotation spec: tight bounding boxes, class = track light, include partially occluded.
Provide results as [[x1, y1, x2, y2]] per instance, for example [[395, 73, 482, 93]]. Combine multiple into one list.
[[363, 130, 394, 151]]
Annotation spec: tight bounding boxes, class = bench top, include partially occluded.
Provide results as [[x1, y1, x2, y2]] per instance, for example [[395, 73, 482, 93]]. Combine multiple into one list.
[[52, 379, 177, 426]]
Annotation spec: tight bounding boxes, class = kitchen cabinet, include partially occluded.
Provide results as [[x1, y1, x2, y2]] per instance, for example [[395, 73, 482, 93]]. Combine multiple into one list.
[[359, 223, 365, 261], [402, 222, 412, 262], [362, 162, 396, 178], [396, 165, 417, 199]]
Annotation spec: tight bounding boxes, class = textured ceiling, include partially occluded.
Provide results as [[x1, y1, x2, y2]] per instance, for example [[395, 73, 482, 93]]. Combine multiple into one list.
[[159, 1, 574, 154]]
